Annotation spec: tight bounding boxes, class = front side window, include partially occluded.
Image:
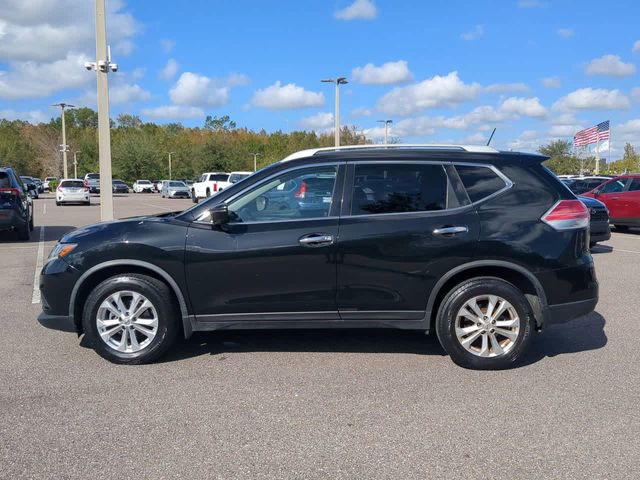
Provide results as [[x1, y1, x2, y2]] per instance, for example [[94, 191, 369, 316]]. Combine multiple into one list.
[[227, 166, 337, 223], [351, 163, 451, 215], [455, 165, 507, 203], [598, 178, 627, 194]]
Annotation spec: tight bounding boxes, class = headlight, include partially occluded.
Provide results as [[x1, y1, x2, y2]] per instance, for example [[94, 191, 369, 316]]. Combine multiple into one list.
[[47, 243, 77, 262]]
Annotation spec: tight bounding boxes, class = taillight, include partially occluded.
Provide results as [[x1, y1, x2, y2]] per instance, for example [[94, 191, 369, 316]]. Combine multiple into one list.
[[213, 183, 218, 192], [294, 181, 307, 199], [0, 188, 21, 197], [84, 185, 89, 192], [57, 186, 63, 192], [541, 200, 589, 230]]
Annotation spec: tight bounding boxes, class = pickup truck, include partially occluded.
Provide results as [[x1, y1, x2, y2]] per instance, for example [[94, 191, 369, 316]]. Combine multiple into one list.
[[191, 172, 230, 202], [84, 173, 100, 193]]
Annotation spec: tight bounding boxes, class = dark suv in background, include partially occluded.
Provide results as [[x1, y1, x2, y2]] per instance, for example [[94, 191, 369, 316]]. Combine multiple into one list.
[[1, 167, 35, 240], [38, 145, 598, 369]]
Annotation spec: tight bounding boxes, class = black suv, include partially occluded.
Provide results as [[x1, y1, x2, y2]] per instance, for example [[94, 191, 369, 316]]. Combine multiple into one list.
[[38, 146, 598, 369], [1, 167, 35, 240]]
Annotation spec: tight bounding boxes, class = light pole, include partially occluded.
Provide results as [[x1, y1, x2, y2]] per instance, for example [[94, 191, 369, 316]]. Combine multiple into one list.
[[249, 153, 261, 172], [377, 119, 393, 144], [85, 0, 118, 221], [167, 152, 175, 179], [321, 77, 348, 147], [52, 102, 74, 178], [73, 151, 81, 179]]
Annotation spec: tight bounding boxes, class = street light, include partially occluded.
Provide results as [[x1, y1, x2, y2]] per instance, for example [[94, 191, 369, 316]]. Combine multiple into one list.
[[167, 152, 176, 179], [321, 77, 348, 147], [52, 102, 74, 178], [85, 0, 118, 221], [249, 152, 261, 172], [377, 119, 393, 145], [73, 151, 81, 179]]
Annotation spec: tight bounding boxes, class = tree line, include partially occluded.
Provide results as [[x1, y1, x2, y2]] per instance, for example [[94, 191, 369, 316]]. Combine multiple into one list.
[[1, 108, 637, 182], [0, 109, 367, 183]]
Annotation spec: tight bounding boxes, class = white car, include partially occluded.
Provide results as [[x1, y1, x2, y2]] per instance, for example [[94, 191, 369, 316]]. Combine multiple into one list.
[[43, 176, 57, 191], [133, 180, 154, 193], [56, 179, 90, 206]]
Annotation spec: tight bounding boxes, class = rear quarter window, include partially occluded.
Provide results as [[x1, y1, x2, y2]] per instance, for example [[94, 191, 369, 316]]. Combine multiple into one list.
[[0, 172, 11, 189], [455, 165, 507, 203]]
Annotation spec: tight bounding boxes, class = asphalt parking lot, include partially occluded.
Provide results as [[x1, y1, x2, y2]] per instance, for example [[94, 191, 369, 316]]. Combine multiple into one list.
[[1, 193, 639, 479]]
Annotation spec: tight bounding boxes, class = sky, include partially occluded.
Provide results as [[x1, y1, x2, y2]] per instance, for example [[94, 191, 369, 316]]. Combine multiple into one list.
[[1, 0, 640, 157]]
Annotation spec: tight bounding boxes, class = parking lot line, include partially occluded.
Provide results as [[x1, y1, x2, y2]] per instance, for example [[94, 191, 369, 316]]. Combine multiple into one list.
[[31, 226, 45, 304], [43, 203, 47, 215]]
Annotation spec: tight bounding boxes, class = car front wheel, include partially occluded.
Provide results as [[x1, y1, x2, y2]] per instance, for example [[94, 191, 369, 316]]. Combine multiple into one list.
[[82, 274, 179, 364], [435, 277, 534, 370]]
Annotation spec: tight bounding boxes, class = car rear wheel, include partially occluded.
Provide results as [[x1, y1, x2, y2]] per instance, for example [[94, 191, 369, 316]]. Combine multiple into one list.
[[191, 190, 198, 203], [17, 220, 30, 240], [435, 277, 534, 370], [82, 274, 179, 364]]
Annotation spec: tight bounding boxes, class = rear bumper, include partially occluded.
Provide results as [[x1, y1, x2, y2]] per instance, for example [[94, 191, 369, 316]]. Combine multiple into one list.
[[0, 209, 24, 230], [544, 297, 598, 325], [590, 220, 611, 243], [37, 312, 76, 333]]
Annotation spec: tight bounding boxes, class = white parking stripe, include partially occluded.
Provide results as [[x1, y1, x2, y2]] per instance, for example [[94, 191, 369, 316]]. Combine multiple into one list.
[[31, 226, 45, 304], [43, 203, 47, 215]]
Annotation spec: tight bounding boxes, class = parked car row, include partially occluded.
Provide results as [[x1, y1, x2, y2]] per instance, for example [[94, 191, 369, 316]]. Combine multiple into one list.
[[191, 171, 252, 202]]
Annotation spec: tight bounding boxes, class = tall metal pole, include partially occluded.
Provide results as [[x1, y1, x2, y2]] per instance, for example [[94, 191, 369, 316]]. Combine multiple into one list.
[[73, 151, 80, 179], [93, 0, 114, 220], [168, 152, 175, 179], [250, 153, 261, 172], [377, 120, 392, 144], [52, 103, 74, 178], [322, 77, 348, 147]]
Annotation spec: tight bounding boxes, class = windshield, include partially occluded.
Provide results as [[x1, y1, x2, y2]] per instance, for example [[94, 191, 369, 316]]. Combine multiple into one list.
[[138, 180, 151, 184], [229, 173, 251, 183], [113, 180, 126, 185], [86, 174, 99, 179], [169, 181, 186, 187], [60, 180, 84, 188]]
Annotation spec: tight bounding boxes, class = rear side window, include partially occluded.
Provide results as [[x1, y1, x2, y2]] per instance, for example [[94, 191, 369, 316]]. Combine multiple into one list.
[[455, 165, 507, 203], [628, 178, 640, 192], [0, 172, 11, 189], [351, 163, 453, 215]]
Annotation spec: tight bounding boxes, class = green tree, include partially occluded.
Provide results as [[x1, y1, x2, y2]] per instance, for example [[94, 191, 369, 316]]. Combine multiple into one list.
[[538, 140, 581, 175]]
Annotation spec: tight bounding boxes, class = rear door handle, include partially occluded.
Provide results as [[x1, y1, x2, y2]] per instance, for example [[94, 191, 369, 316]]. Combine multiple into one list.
[[299, 233, 334, 247], [433, 226, 468, 236]]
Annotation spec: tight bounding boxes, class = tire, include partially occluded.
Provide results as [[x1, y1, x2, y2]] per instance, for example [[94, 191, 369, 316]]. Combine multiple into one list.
[[55, 201, 60, 206], [435, 277, 534, 370], [192, 190, 198, 203], [84, 201, 90, 206], [17, 220, 30, 241], [29, 214, 34, 231], [615, 225, 629, 232], [82, 274, 180, 365]]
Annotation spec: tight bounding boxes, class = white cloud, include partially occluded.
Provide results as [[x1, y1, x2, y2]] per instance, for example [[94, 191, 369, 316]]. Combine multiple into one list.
[[553, 88, 630, 111], [507, 130, 543, 152], [298, 112, 334, 131], [352, 60, 413, 85], [141, 105, 204, 120], [252, 81, 324, 110], [517, 0, 546, 7], [585, 54, 636, 77], [633, 40, 640, 53], [499, 97, 547, 118], [351, 107, 373, 117], [160, 39, 175, 53], [159, 59, 179, 80], [485, 82, 530, 93], [541, 76, 561, 88], [335, 0, 377, 20], [0, 109, 47, 123], [169, 72, 230, 107], [549, 124, 582, 137], [377, 71, 481, 116], [224, 73, 250, 87], [131, 68, 145, 81], [461, 25, 484, 41], [0, 52, 92, 100], [632, 88, 640, 103], [557, 28, 574, 38], [110, 83, 151, 105]]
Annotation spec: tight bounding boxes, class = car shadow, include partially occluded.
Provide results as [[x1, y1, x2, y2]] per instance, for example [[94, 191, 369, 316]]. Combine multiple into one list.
[[0, 225, 75, 243], [591, 244, 613, 254], [518, 311, 607, 367], [159, 312, 607, 367]]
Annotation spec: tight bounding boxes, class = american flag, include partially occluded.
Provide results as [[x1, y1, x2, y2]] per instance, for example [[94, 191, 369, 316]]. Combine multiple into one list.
[[574, 121, 610, 147]]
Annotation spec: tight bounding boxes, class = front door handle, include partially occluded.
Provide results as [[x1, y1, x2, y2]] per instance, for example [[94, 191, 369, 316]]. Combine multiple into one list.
[[299, 233, 334, 247], [433, 226, 468, 236]]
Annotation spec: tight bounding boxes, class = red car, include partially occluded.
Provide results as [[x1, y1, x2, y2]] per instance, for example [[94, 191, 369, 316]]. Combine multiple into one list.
[[582, 174, 640, 231]]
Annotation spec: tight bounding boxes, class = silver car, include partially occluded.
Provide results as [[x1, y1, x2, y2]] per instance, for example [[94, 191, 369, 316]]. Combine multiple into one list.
[[161, 180, 190, 199]]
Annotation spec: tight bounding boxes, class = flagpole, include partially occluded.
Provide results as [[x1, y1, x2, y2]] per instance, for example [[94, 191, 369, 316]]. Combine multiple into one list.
[[608, 120, 611, 168], [595, 137, 600, 175]]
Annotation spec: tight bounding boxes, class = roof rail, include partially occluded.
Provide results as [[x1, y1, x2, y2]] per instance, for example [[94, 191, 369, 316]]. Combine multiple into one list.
[[283, 144, 500, 161]]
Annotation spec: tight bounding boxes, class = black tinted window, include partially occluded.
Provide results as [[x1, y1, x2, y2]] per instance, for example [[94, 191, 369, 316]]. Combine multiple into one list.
[[599, 179, 626, 194], [455, 165, 506, 203], [351, 163, 450, 215], [209, 174, 229, 181], [0, 172, 11, 189], [628, 179, 640, 192], [61, 180, 84, 188]]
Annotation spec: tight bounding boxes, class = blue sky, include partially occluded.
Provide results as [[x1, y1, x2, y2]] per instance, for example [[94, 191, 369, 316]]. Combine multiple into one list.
[[1, 0, 639, 157]]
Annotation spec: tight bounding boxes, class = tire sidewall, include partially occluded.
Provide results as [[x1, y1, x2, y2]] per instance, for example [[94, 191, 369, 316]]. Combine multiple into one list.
[[436, 278, 534, 370], [82, 275, 178, 364]]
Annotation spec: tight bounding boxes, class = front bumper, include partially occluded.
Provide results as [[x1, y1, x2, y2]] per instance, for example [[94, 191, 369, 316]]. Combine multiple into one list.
[[168, 190, 190, 198]]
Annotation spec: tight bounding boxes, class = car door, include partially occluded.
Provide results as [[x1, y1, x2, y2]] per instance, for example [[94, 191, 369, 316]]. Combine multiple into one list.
[[615, 177, 640, 222], [185, 163, 344, 321], [592, 177, 630, 220], [336, 161, 480, 320]]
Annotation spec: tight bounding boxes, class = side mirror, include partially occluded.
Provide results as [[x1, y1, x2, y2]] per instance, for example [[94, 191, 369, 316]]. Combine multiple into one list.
[[209, 204, 229, 227]]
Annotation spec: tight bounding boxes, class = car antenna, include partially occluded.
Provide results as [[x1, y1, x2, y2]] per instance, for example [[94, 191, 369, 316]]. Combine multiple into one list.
[[486, 128, 496, 146]]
